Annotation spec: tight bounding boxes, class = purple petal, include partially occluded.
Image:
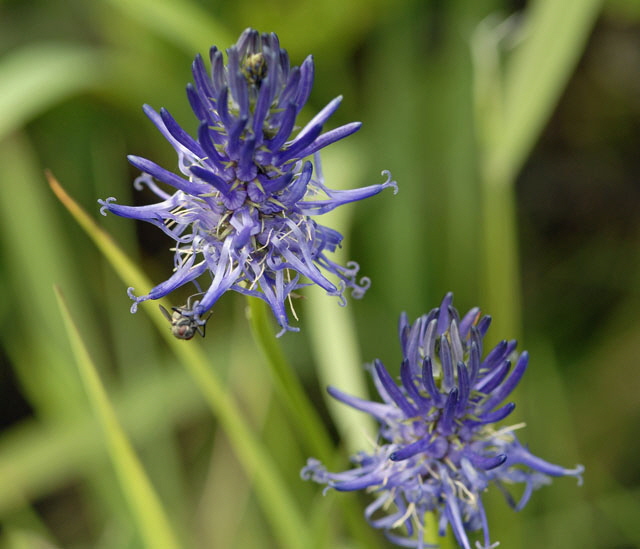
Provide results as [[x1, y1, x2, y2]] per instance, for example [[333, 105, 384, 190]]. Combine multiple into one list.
[[436, 292, 454, 335], [506, 441, 585, 481], [468, 402, 516, 425], [481, 352, 528, 412], [189, 165, 231, 195], [438, 388, 459, 436], [455, 362, 470, 416], [400, 358, 430, 410], [373, 359, 418, 418], [468, 341, 481, 384], [266, 101, 297, 152], [468, 452, 507, 470], [130, 258, 208, 310], [210, 48, 225, 93], [278, 160, 312, 206], [296, 122, 361, 158], [300, 171, 397, 215], [421, 357, 444, 405], [295, 55, 314, 111], [475, 359, 511, 394], [159, 108, 204, 156], [128, 156, 210, 196], [390, 436, 447, 461], [476, 315, 492, 338], [236, 136, 258, 181], [192, 54, 216, 104], [439, 335, 455, 392], [459, 306, 480, 338], [327, 386, 392, 421]]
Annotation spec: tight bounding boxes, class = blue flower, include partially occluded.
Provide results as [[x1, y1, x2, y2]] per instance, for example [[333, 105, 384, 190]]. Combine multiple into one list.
[[302, 293, 584, 548], [99, 28, 396, 335]]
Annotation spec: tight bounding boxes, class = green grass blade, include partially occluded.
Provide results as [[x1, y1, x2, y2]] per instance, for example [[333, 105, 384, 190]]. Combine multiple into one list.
[[246, 297, 334, 461], [103, 0, 233, 54], [476, 0, 604, 186], [472, 0, 603, 185], [1, 529, 60, 549], [305, 285, 375, 454], [0, 136, 100, 420], [0, 43, 104, 140], [472, 0, 603, 342], [0, 367, 204, 517], [496, 0, 603, 184], [48, 173, 311, 549], [301, 145, 376, 455], [54, 286, 181, 549]]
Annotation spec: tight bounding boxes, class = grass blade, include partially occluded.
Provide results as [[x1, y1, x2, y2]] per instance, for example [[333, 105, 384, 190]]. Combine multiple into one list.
[[54, 286, 181, 549], [48, 173, 311, 549], [0, 43, 104, 140], [103, 0, 233, 54], [0, 367, 204, 517]]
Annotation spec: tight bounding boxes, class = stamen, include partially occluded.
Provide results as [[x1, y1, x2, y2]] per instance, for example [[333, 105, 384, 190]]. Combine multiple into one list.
[[493, 422, 526, 439], [286, 269, 300, 321], [392, 502, 415, 529]]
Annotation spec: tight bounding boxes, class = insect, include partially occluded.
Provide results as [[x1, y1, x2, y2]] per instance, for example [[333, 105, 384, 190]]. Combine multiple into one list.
[[159, 295, 210, 340]]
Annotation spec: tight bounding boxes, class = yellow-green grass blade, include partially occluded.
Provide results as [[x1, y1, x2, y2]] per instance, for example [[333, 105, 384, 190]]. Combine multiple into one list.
[[477, 0, 604, 186], [54, 286, 181, 549], [103, 0, 233, 55], [302, 144, 376, 455], [0, 366, 204, 517], [472, 0, 603, 345], [48, 173, 311, 549], [1, 528, 60, 549], [246, 297, 335, 461], [0, 43, 105, 141], [0, 495, 58, 549]]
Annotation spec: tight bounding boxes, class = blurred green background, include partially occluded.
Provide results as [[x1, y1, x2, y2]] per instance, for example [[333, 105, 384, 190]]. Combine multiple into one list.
[[1, 0, 639, 548]]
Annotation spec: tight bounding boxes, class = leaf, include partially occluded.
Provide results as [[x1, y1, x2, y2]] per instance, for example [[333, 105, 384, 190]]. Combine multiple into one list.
[[104, 0, 234, 55], [54, 286, 181, 549], [0, 43, 105, 140], [48, 172, 311, 549]]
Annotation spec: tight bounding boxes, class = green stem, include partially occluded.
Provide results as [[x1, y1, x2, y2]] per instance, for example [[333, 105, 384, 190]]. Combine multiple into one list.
[[172, 341, 310, 549], [480, 177, 522, 344], [55, 287, 181, 549], [473, 0, 603, 345], [246, 296, 335, 462], [246, 296, 385, 549], [49, 177, 311, 549]]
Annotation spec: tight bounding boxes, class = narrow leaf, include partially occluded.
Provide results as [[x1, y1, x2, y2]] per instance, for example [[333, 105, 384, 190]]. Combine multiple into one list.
[[48, 173, 310, 549], [0, 44, 104, 140], [54, 286, 181, 549]]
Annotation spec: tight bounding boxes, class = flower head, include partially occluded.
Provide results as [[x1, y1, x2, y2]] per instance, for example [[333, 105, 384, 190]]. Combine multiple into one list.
[[302, 293, 584, 548], [99, 28, 396, 335]]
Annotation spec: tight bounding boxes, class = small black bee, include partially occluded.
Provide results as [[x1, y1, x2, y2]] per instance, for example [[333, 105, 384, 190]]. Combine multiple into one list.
[[159, 296, 210, 340]]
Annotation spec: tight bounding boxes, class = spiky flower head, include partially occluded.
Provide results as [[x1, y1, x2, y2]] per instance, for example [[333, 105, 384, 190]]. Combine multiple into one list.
[[302, 293, 584, 548], [99, 28, 396, 335]]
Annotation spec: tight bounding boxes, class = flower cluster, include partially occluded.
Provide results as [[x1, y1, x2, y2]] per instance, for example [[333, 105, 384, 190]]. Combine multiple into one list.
[[99, 28, 396, 335], [302, 293, 584, 549]]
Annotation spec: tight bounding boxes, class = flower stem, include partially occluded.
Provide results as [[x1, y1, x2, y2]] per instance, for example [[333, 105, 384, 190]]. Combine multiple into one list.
[[49, 175, 311, 549], [246, 296, 385, 548], [424, 511, 458, 548], [246, 296, 335, 462]]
